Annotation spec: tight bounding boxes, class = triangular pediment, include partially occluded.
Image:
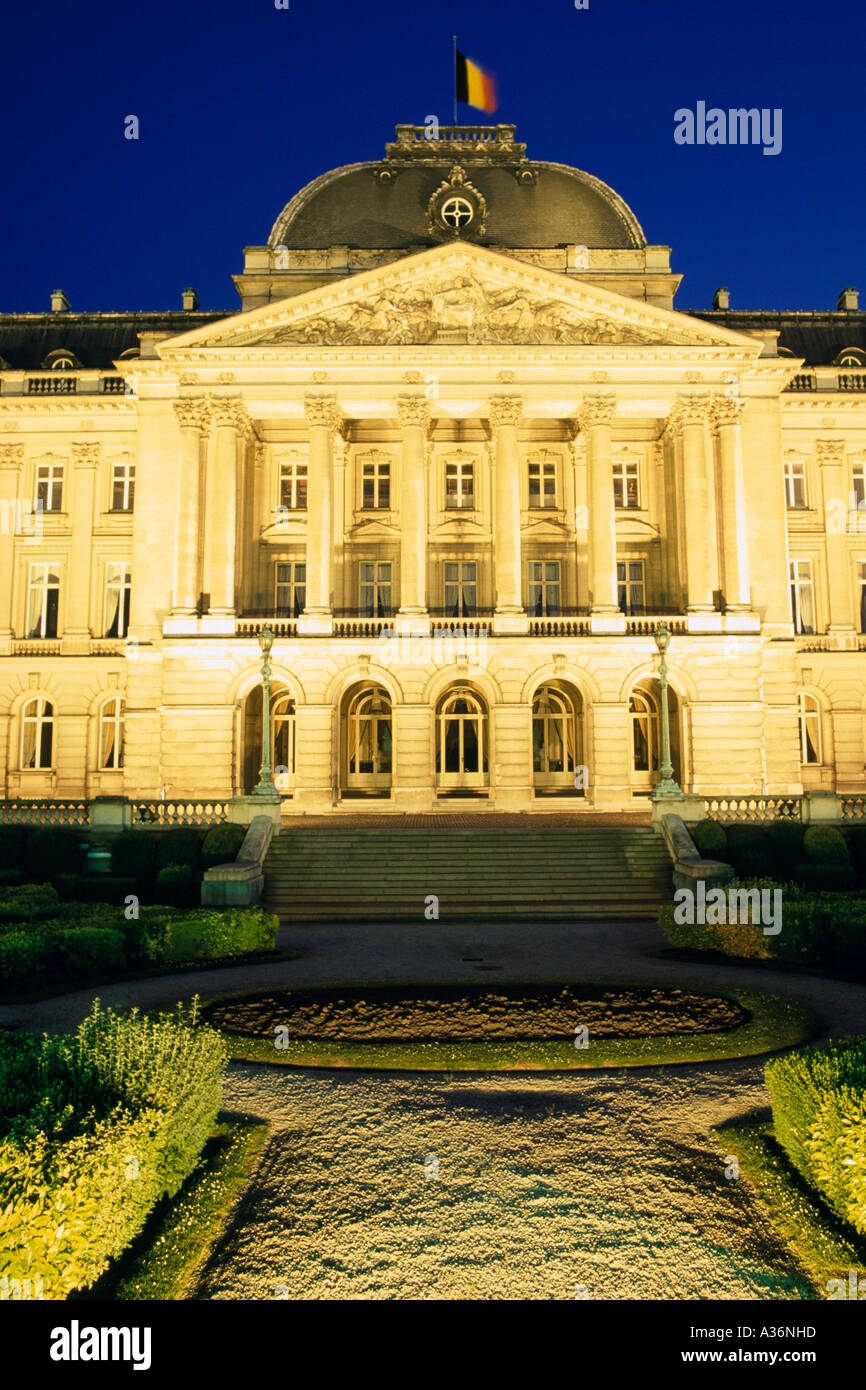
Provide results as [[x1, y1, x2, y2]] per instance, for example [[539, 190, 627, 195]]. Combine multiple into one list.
[[163, 243, 758, 353]]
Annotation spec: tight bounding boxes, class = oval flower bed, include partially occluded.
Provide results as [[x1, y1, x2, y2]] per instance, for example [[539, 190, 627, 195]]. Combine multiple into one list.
[[201, 982, 818, 1070]]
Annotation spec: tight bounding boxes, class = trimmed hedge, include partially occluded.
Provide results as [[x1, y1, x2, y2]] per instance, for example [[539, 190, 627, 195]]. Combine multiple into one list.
[[0, 894, 278, 993], [54, 874, 138, 904], [23, 827, 86, 882], [765, 1037, 866, 1238], [0, 827, 28, 871], [0, 1000, 226, 1297], [661, 880, 866, 970], [155, 828, 202, 873], [0, 883, 60, 925], [111, 831, 155, 884], [165, 907, 278, 963]]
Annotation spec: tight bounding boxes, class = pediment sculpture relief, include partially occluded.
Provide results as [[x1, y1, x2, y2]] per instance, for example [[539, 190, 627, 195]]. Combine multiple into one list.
[[268, 272, 685, 347]]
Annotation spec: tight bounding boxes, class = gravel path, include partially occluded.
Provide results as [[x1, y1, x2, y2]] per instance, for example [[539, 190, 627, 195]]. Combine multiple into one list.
[[196, 1060, 813, 1301]]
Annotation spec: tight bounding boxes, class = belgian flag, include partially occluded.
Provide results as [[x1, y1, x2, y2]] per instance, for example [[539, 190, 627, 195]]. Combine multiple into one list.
[[455, 50, 498, 115]]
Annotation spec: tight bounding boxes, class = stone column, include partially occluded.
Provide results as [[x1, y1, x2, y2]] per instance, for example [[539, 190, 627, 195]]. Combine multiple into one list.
[[669, 397, 716, 623], [578, 395, 622, 633], [397, 395, 430, 626], [0, 445, 23, 650], [205, 399, 249, 626], [818, 439, 854, 638], [63, 443, 100, 652], [301, 395, 340, 635], [711, 397, 752, 618], [490, 395, 527, 634], [171, 400, 209, 620]]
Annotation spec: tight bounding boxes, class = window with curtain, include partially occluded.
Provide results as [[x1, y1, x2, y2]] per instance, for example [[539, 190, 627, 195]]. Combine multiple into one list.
[[443, 561, 477, 617], [26, 564, 60, 638], [99, 697, 125, 769], [104, 564, 132, 638], [21, 698, 53, 769], [276, 562, 306, 617], [789, 559, 815, 634], [528, 560, 561, 616], [111, 460, 135, 511], [798, 692, 821, 764], [783, 459, 807, 509], [617, 560, 646, 615], [359, 562, 392, 617], [445, 458, 474, 510], [35, 461, 64, 512]]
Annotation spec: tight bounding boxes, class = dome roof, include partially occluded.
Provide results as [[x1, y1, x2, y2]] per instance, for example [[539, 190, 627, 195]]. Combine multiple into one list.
[[268, 127, 646, 253]]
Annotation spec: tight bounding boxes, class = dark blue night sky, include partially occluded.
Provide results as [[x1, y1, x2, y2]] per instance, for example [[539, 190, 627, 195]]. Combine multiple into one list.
[[3, 0, 863, 315]]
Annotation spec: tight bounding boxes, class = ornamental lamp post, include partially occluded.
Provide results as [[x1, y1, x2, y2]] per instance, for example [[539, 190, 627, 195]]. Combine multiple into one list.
[[251, 624, 280, 800], [652, 621, 683, 799]]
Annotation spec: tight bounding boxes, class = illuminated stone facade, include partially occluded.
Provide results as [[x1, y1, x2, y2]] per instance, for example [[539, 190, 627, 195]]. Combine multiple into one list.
[[1, 125, 865, 814]]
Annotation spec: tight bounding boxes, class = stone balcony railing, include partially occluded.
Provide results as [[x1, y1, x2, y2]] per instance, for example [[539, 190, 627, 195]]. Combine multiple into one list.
[[0, 372, 129, 397], [785, 368, 866, 393]]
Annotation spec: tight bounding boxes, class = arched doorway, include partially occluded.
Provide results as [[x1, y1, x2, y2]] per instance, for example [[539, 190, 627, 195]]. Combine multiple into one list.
[[436, 686, 488, 791], [342, 684, 392, 794], [242, 683, 296, 795], [629, 680, 681, 793]]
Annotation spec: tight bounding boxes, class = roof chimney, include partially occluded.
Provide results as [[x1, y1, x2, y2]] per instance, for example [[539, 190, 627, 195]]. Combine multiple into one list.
[[50, 289, 70, 313], [182, 287, 199, 311], [712, 287, 730, 310], [837, 287, 859, 311]]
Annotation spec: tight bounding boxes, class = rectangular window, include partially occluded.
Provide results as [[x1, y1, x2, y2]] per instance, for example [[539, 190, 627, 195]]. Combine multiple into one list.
[[528, 560, 561, 616], [617, 560, 646, 615], [784, 459, 807, 509], [445, 458, 475, 510], [790, 558, 815, 634], [362, 459, 390, 510], [275, 561, 306, 617], [528, 459, 557, 509], [26, 563, 60, 638], [612, 459, 640, 509], [359, 561, 392, 617], [104, 563, 131, 638], [35, 462, 64, 513], [111, 460, 135, 511], [279, 460, 307, 511], [443, 561, 477, 617]]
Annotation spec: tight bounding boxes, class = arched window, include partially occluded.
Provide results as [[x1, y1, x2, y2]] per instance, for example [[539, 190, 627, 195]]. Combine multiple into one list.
[[436, 686, 488, 788], [532, 684, 581, 789], [798, 692, 822, 765], [21, 698, 54, 770], [272, 695, 296, 782], [99, 697, 124, 770], [345, 686, 392, 789], [630, 690, 659, 778]]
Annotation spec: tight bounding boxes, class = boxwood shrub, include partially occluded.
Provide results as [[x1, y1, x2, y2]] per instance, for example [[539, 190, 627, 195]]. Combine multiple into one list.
[[202, 822, 246, 869], [723, 823, 774, 878], [767, 821, 806, 878], [0, 1000, 226, 1297], [0, 932, 52, 992], [54, 874, 138, 903], [803, 825, 851, 867], [54, 927, 127, 976], [165, 907, 278, 963], [155, 863, 200, 908], [765, 1036, 866, 1237], [111, 831, 156, 885], [690, 819, 727, 860], [0, 883, 60, 925]]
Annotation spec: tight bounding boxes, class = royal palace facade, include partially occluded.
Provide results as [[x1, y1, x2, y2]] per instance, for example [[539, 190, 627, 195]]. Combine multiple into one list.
[[1, 124, 866, 815]]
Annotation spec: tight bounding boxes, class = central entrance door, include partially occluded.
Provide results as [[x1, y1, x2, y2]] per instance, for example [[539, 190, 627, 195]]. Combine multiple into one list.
[[436, 686, 488, 790]]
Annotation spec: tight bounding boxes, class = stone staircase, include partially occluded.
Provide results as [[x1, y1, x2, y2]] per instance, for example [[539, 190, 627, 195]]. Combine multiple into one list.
[[263, 825, 672, 920]]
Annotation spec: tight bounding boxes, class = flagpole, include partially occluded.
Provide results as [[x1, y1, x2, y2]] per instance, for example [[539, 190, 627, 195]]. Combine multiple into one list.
[[452, 35, 457, 125]]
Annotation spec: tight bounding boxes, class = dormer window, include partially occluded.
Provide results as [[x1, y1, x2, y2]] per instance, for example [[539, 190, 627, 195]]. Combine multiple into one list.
[[42, 350, 81, 371]]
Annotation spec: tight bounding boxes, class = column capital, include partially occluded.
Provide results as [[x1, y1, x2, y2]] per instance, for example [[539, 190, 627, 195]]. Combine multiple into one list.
[[668, 395, 712, 431], [173, 399, 210, 433], [489, 395, 523, 430], [816, 438, 845, 465], [396, 394, 431, 431], [709, 395, 745, 429], [209, 397, 251, 434], [0, 444, 24, 469], [577, 394, 616, 431], [303, 394, 342, 431], [71, 442, 101, 468]]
